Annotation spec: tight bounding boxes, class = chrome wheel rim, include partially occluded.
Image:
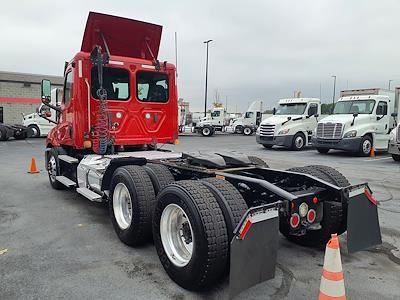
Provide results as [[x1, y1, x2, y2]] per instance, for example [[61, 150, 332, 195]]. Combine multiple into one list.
[[203, 128, 210, 135], [363, 139, 371, 154], [30, 127, 38, 137], [48, 156, 57, 183], [244, 128, 251, 135], [295, 136, 304, 149], [113, 183, 133, 230], [160, 204, 194, 267]]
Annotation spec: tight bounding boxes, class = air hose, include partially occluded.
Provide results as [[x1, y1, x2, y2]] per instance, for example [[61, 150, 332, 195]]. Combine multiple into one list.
[[93, 87, 109, 155]]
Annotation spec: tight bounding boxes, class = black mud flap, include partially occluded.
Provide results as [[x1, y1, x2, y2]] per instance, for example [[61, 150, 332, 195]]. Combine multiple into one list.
[[345, 184, 382, 253], [229, 204, 279, 299]]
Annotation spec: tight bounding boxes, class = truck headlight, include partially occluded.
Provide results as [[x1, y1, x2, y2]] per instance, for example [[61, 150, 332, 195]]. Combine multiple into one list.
[[278, 128, 290, 135], [344, 130, 357, 138]]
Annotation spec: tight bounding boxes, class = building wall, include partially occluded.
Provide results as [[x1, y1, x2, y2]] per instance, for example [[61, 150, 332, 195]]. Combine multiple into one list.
[[0, 71, 63, 124]]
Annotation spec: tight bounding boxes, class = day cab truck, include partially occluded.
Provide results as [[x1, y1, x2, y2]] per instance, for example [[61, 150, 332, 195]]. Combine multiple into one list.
[[312, 88, 398, 156], [39, 12, 382, 297], [22, 88, 60, 137], [231, 100, 263, 135], [193, 106, 227, 136], [256, 98, 321, 150]]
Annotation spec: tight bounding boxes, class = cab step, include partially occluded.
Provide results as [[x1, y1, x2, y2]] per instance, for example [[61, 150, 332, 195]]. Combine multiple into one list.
[[76, 187, 102, 202], [58, 155, 79, 164], [56, 176, 76, 187]]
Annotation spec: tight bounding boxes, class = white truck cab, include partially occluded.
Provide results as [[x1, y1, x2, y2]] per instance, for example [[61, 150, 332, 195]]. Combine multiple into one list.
[[256, 98, 321, 150], [312, 88, 398, 156], [232, 100, 263, 135], [22, 88, 60, 137], [194, 107, 227, 136]]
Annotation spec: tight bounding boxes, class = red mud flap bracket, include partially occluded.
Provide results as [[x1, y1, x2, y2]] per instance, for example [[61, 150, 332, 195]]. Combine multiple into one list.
[[229, 203, 279, 299], [345, 183, 382, 253]]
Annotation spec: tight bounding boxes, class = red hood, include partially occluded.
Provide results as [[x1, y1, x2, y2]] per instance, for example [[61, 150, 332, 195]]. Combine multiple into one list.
[[81, 12, 162, 60]]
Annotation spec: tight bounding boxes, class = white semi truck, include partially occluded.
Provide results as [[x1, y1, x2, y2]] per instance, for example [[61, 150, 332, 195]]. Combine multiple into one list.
[[312, 88, 399, 156], [388, 87, 400, 161], [231, 100, 263, 135], [22, 88, 60, 137], [256, 98, 321, 150], [193, 107, 227, 136]]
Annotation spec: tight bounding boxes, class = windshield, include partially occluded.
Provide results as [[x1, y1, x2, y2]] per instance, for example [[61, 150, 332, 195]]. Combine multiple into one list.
[[245, 112, 254, 118], [276, 103, 307, 115], [333, 100, 375, 114], [211, 111, 221, 117]]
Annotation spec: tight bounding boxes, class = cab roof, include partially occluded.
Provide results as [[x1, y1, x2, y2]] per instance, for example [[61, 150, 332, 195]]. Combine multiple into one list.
[[81, 12, 162, 60], [278, 98, 320, 104]]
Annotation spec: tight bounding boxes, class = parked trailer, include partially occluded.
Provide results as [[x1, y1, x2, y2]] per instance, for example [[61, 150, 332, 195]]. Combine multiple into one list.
[[39, 12, 382, 297], [0, 122, 29, 141]]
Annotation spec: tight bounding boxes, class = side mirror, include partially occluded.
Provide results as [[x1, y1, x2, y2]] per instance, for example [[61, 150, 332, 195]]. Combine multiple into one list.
[[391, 112, 398, 118], [353, 112, 359, 118], [41, 79, 51, 103], [272, 108, 276, 115], [314, 114, 319, 118]]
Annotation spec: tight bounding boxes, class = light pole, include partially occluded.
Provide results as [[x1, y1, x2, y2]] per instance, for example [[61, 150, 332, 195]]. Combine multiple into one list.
[[388, 80, 393, 90], [203, 39, 213, 117], [331, 75, 337, 112]]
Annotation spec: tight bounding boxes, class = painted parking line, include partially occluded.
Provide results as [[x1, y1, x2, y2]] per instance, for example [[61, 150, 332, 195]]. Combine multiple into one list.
[[362, 157, 393, 162]]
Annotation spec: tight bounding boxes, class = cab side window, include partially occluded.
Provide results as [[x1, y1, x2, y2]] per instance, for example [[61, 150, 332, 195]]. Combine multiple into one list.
[[308, 103, 318, 116], [376, 101, 388, 115], [63, 70, 74, 104]]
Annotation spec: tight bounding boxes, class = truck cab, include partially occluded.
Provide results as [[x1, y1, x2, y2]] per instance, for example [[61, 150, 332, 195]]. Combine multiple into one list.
[[232, 100, 263, 135], [42, 12, 178, 152], [22, 88, 59, 137], [312, 88, 398, 156], [256, 98, 320, 150]]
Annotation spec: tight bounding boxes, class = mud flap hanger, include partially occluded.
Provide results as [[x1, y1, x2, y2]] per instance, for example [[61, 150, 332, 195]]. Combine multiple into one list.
[[229, 202, 280, 299], [344, 183, 382, 253]]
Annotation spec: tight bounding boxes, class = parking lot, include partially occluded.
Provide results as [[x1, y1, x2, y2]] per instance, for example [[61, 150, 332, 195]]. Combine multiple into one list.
[[1, 135, 399, 300]]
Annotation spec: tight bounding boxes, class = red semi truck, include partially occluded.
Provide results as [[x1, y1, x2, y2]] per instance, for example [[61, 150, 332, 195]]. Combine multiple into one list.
[[39, 12, 382, 297]]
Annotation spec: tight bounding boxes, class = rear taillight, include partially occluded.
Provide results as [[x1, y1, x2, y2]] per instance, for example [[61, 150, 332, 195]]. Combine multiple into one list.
[[290, 213, 300, 228], [307, 209, 316, 223]]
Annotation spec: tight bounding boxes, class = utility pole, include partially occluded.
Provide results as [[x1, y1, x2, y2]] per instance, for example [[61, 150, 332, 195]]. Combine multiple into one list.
[[174, 32, 178, 80], [203, 39, 213, 117]]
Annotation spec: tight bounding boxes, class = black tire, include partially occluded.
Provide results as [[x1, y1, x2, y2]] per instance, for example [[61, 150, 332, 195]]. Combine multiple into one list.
[[392, 154, 400, 161], [143, 163, 175, 195], [201, 126, 213, 137], [109, 165, 155, 246], [262, 144, 273, 149], [248, 156, 269, 168], [14, 131, 27, 140], [291, 132, 306, 150], [317, 148, 330, 154], [0, 127, 8, 141], [359, 135, 373, 157], [281, 165, 346, 246], [28, 125, 41, 138], [153, 180, 228, 290], [200, 178, 248, 242], [235, 125, 244, 134], [243, 127, 253, 136], [47, 148, 67, 190]]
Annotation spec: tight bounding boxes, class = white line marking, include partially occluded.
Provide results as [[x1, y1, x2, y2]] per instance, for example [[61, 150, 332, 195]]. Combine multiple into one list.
[[362, 157, 392, 162]]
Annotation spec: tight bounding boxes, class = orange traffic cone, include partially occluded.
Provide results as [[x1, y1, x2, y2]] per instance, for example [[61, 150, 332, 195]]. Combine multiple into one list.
[[28, 157, 39, 174], [318, 234, 346, 300], [370, 147, 375, 157]]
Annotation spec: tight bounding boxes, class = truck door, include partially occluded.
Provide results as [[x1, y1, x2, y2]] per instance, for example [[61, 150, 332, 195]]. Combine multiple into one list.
[[57, 68, 75, 145], [374, 100, 389, 148]]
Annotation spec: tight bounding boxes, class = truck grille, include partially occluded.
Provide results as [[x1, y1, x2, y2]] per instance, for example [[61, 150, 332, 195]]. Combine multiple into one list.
[[259, 124, 275, 137], [316, 123, 343, 139]]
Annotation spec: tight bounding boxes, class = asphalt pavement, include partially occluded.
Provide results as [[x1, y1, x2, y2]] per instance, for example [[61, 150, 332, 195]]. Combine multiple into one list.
[[0, 135, 399, 299]]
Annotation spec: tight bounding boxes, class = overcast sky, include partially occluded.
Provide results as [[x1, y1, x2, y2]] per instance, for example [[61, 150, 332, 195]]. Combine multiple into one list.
[[1, 1, 400, 112]]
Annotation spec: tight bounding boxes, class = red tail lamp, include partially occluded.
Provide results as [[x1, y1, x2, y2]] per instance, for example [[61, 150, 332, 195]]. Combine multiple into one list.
[[290, 213, 300, 228]]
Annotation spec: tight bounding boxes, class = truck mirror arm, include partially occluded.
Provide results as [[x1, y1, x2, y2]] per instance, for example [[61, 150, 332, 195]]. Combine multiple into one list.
[[39, 115, 58, 125], [351, 112, 358, 126], [41, 99, 61, 112]]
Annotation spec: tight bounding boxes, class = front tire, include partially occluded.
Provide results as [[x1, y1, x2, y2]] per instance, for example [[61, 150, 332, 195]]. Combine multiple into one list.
[[262, 144, 273, 149], [109, 165, 155, 246], [28, 125, 41, 138], [392, 154, 400, 161], [359, 135, 372, 156], [47, 148, 66, 190], [153, 180, 228, 290], [291, 132, 306, 150], [201, 126, 213, 137], [243, 127, 253, 135]]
